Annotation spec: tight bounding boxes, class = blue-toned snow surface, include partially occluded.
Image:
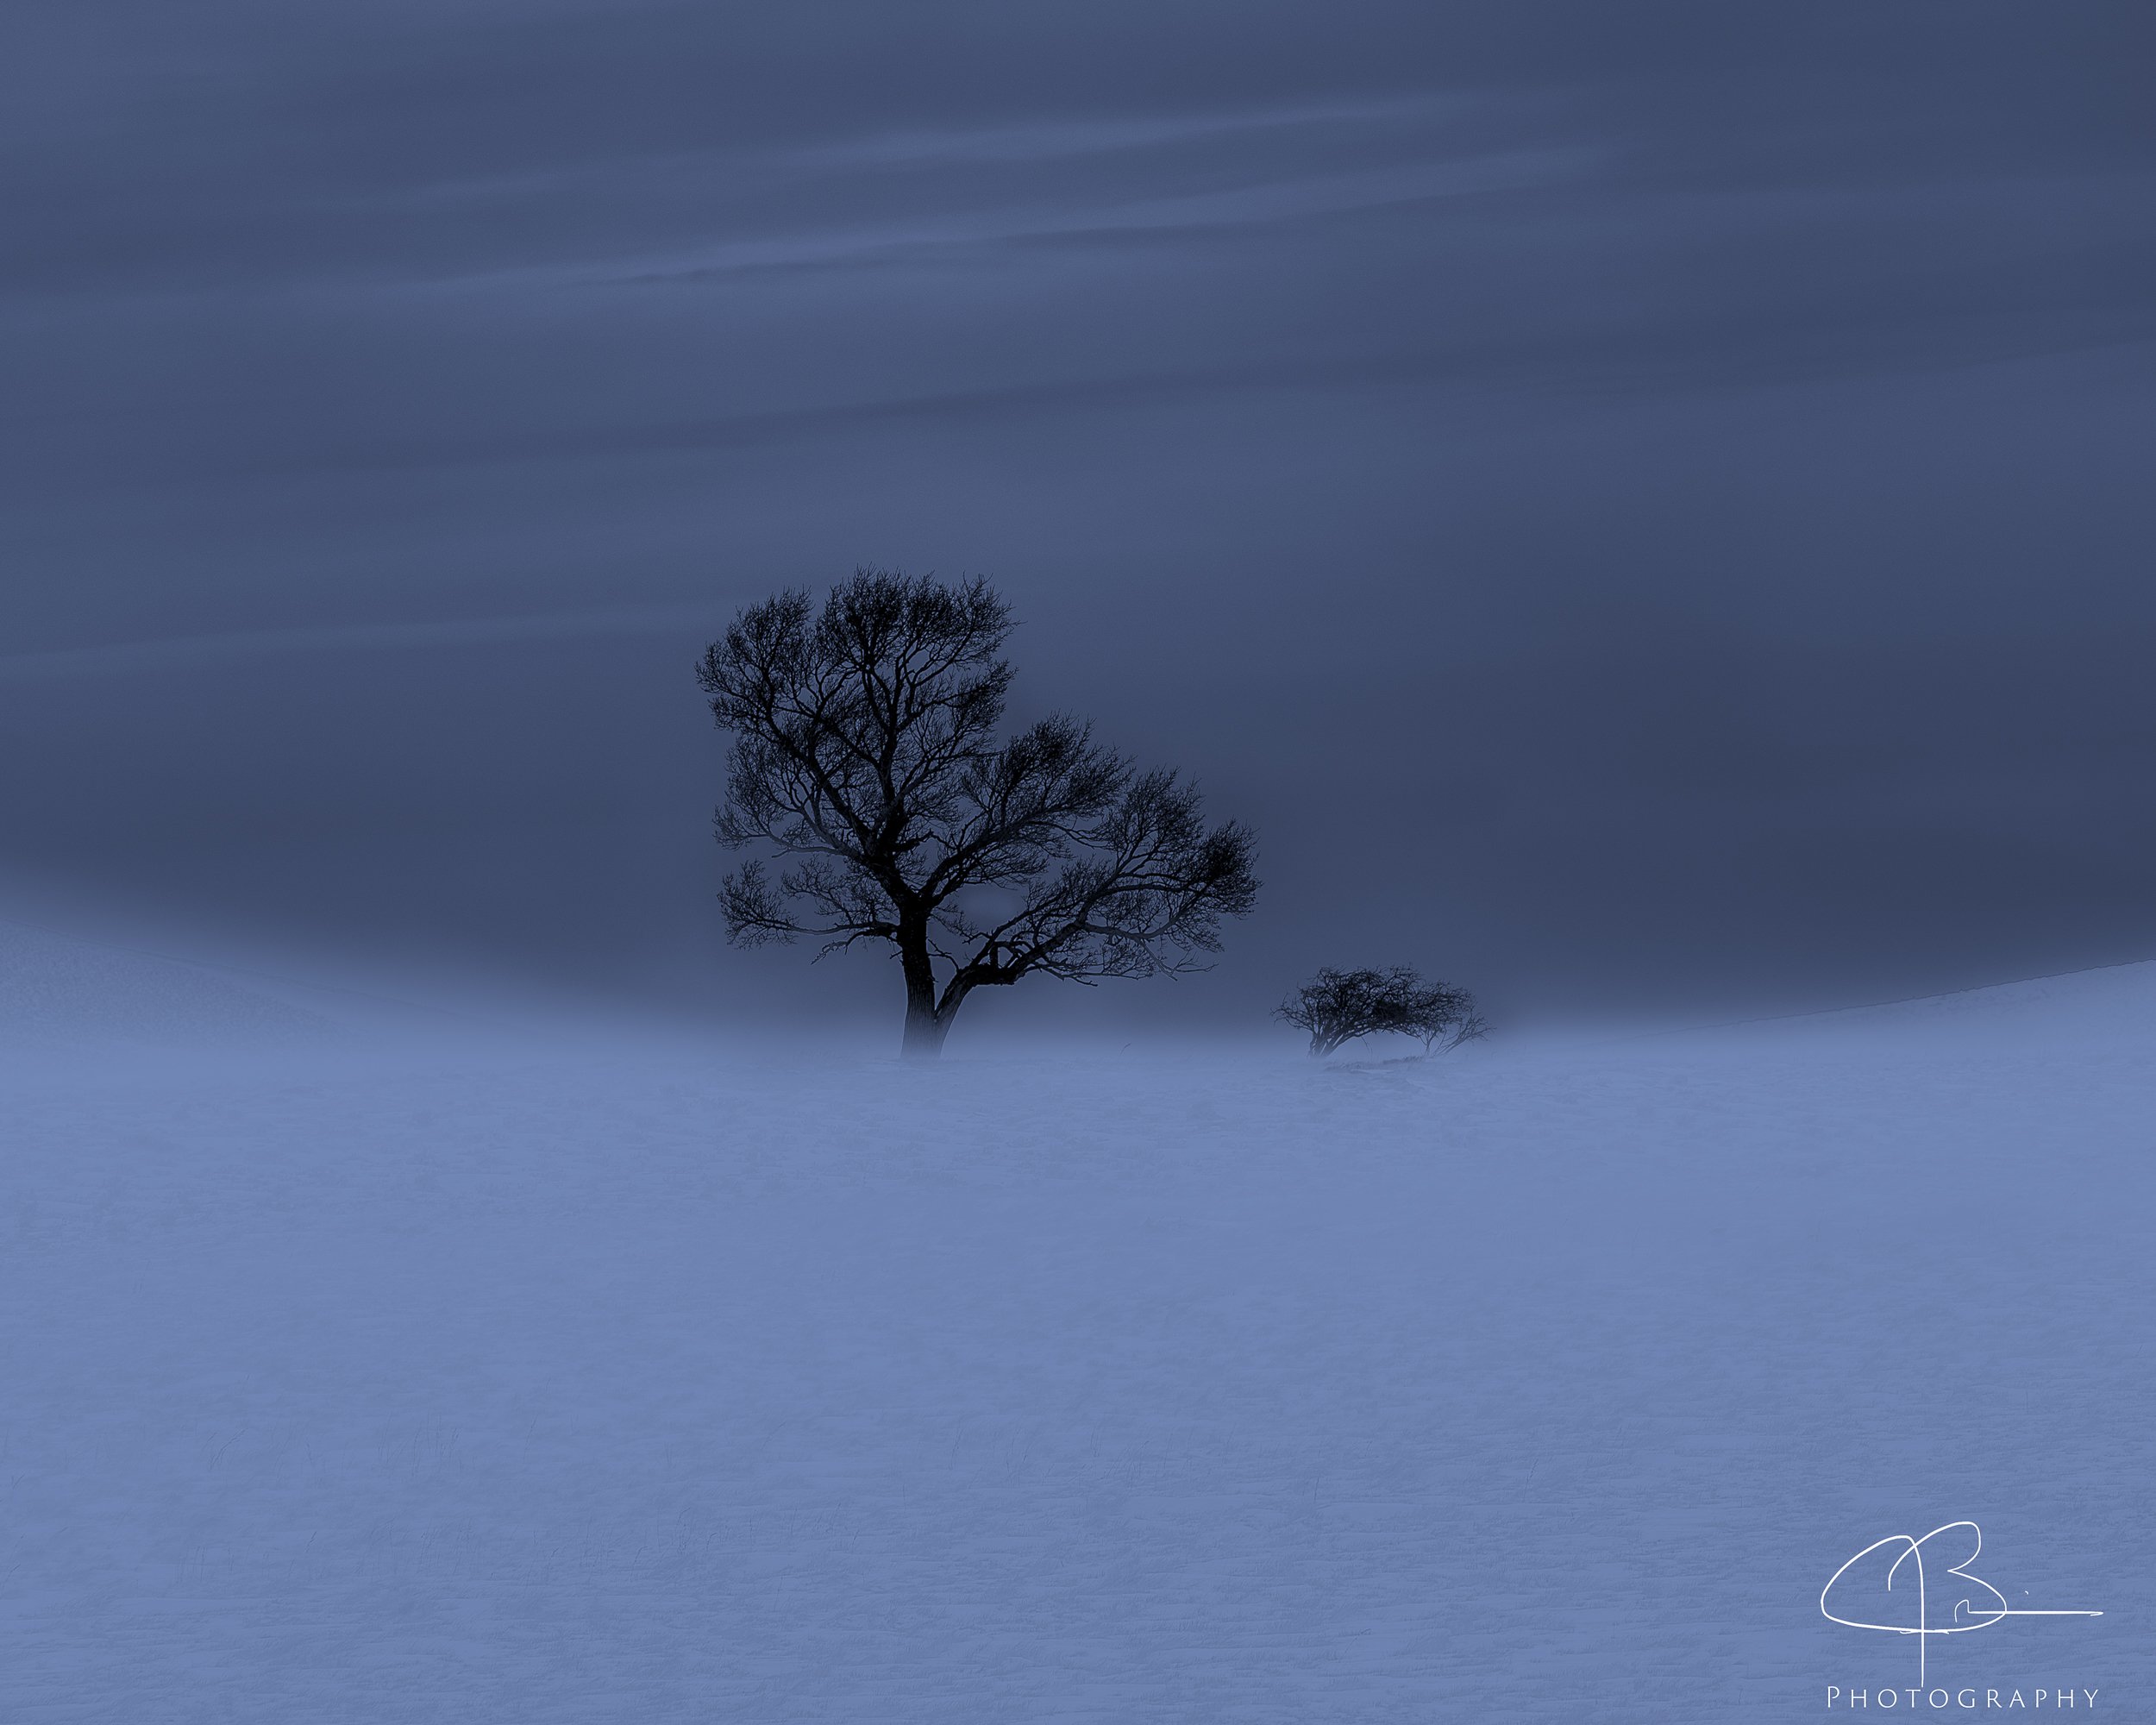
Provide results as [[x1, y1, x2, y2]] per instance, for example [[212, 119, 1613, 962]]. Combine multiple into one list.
[[4, 928, 2153, 1720]]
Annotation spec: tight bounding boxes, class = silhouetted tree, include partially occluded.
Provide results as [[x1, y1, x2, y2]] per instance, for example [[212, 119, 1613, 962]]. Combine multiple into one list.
[[699, 569, 1260, 1057], [1275, 966, 1486, 1057]]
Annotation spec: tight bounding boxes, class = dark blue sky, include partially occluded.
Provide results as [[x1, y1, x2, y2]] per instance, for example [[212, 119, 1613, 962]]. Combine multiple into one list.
[[1, 2, 2152, 1028]]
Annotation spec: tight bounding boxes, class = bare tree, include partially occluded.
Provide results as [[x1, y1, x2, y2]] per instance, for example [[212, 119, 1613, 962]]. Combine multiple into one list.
[[699, 569, 1259, 1057], [1275, 966, 1486, 1058]]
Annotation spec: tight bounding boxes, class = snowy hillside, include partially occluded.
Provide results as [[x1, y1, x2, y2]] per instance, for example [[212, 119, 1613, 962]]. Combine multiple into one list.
[[4, 944, 2152, 1721], [1812, 956, 2156, 1038], [0, 915, 334, 1049]]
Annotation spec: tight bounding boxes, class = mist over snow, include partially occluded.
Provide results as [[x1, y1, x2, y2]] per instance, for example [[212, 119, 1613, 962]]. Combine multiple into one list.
[[4, 907, 2151, 1722]]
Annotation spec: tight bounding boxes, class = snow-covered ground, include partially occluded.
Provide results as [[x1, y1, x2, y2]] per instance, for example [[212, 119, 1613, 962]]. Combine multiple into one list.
[[4, 920, 2152, 1721]]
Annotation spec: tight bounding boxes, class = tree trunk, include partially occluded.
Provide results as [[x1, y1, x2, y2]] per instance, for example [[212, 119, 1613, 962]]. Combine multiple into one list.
[[898, 922, 950, 1059], [901, 995, 952, 1058]]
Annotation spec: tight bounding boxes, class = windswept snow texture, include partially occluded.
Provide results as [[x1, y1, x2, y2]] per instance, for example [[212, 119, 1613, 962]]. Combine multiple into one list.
[[5, 955, 2154, 1721]]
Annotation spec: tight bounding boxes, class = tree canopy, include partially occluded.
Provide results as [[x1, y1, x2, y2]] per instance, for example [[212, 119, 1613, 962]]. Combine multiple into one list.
[[699, 569, 1259, 1055]]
